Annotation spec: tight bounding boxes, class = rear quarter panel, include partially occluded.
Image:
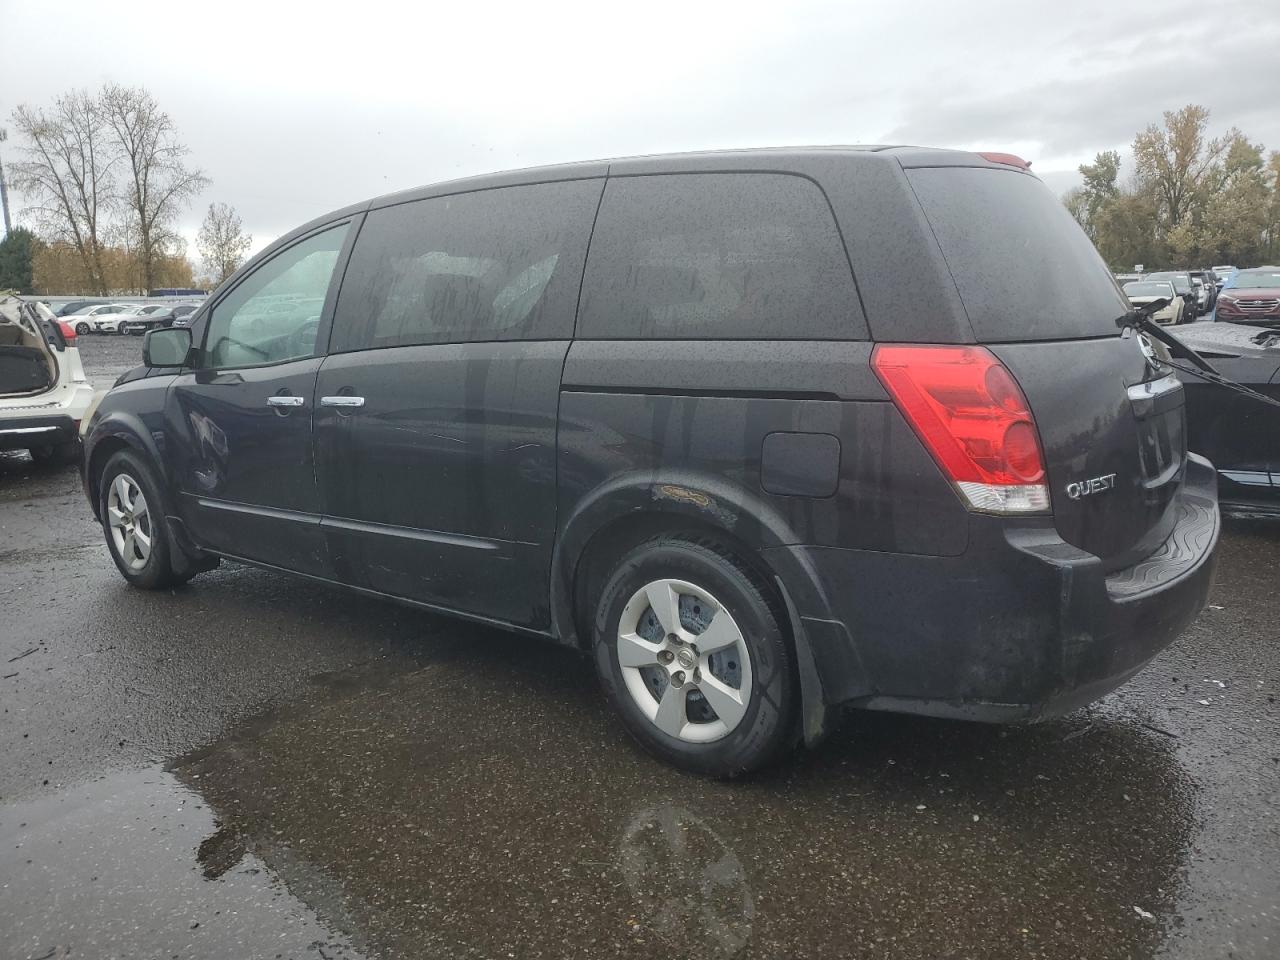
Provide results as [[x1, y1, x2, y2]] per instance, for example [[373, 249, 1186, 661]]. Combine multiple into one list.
[[555, 339, 970, 574]]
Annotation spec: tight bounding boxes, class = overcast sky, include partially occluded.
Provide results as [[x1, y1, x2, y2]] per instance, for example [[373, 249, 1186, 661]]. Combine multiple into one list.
[[4, 0, 1279, 261]]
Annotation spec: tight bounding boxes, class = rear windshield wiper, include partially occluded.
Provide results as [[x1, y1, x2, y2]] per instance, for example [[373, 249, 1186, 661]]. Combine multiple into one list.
[[1114, 299, 1217, 374], [1251, 329, 1280, 349], [1116, 299, 1280, 411]]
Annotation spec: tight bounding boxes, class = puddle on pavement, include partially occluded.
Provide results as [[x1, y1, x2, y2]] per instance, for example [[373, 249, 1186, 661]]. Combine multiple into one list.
[[0, 627, 1206, 960], [0, 768, 363, 960], [119, 634, 1199, 960]]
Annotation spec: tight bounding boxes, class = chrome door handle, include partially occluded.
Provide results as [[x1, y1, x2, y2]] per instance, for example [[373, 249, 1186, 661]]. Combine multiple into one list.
[[267, 395, 305, 407], [320, 396, 365, 408]]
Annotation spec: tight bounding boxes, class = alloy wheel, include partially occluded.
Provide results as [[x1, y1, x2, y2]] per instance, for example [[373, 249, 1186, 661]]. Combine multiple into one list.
[[106, 473, 153, 572], [616, 578, 753, 743]]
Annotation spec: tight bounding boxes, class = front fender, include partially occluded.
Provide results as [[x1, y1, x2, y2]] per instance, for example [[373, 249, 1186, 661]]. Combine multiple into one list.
[[82, 377, 176, 518]]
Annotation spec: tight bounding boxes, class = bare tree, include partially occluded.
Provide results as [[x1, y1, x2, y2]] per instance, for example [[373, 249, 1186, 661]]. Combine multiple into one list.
[[197, 202, 252, 285], [101, 84, 209, 292], [9, 91, 117, 294]]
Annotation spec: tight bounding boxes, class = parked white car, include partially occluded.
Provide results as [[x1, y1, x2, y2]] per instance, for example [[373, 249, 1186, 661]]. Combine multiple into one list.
[[67, 303, 136, 335], [87, 304, 145, 334], [1, 295, 95, 464], [1122, 280, 1185, 324]]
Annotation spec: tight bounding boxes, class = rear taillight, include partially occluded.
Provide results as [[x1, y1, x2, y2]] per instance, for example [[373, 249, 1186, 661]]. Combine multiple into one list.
[[872, 344, 1050, 515]]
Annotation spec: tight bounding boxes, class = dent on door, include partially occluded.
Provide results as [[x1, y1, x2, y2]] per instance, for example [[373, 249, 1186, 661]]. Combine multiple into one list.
[[170, 359, 329, 575]]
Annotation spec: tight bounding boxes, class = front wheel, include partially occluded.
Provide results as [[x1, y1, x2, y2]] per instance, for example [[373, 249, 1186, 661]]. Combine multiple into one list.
[[98, 450, 198, 590], [75, 321, 90, 335], [593, 536, 797, 776]]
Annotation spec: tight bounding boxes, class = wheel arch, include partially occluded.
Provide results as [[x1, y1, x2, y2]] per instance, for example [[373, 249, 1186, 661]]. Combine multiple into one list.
[[84, 413, 164, 520], [551, 471, 834, 746]]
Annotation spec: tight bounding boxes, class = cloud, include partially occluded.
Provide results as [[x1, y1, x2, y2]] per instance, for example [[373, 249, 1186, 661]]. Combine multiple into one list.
[[4, 0, 1278, 248]]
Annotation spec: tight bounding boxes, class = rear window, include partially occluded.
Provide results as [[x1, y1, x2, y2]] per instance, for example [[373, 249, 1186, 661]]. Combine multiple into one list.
[[906, 167, 1128, 342], [577, 173, 865, 339]]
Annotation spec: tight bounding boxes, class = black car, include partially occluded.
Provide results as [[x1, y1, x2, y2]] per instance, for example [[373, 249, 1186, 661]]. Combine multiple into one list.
[[81, 147, 1219, 775], [55, 299, 102, 318], [1188, 269, 1218, 312], [170, 304, 204, 328], [1145, 271, 1199, 320], [1171, 321, 1280, 517]]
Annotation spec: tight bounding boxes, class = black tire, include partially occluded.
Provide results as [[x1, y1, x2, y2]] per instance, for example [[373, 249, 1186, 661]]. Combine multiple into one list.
[[75, 321, 90, 335], [30, 438, 82, 467], [98, 449, 198, 590], [592, 536, 797, 777]]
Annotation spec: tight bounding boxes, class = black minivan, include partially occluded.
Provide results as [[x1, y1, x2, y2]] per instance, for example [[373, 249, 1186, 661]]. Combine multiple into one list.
[[83, 147, 1219, 775]]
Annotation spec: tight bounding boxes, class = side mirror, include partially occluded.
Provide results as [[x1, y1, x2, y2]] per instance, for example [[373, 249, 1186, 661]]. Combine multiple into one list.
[[143, 327, 193, 367]]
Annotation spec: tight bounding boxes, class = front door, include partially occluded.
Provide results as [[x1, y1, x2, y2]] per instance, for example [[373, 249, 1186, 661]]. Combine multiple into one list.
[[312, 178, 602, 628], [168, 221, 355, 574]]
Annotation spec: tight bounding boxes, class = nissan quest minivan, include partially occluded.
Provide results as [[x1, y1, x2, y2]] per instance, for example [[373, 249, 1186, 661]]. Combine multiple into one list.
[[82, 147, 1220, 775]]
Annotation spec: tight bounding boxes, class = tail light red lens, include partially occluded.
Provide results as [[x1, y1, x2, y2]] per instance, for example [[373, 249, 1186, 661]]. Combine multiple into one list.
[[872, 344, 1050, 514]]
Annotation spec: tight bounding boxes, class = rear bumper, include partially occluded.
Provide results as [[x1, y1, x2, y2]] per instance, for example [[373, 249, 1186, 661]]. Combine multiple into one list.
[[0, 413, 80, 451], [765, 454, 1220, 722]]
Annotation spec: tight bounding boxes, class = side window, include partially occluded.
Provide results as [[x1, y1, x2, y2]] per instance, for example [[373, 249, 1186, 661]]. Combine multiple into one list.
[[577, 173, 864, 339], [203, 223, 350, 369], [330, 179, 601, 352]]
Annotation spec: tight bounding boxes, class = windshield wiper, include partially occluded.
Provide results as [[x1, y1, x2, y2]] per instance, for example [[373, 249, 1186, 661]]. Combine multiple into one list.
[[1114, 298, 1218, 374], [1115, 299, 1280, 412], [1251, 329, 1280, 348]]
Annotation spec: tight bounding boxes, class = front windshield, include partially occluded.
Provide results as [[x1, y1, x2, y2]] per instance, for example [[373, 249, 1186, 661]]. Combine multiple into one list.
[[1124, 282, 1174, 297], [1230, 270, 1280, 289]]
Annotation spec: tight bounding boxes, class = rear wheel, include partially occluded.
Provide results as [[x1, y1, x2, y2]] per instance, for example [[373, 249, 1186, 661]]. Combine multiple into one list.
[[593, 536, 796, 776], [98, 450, 198, 589]]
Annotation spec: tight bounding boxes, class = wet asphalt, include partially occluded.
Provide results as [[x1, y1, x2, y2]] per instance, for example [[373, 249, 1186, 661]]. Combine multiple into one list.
[[0, 335, 1277, 960]]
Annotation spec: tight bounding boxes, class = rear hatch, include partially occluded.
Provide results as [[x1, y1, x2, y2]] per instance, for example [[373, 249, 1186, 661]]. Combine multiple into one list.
[[0, 296, 60, 399], [905, 164, 1187, 569]]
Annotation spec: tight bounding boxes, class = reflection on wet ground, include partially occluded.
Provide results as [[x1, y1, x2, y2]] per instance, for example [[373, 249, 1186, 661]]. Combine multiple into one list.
[[1, 770, 361, 960], [4, 641, 1198, 960], [2, 393, 1277, 960], [151, 644, 1191, 960]]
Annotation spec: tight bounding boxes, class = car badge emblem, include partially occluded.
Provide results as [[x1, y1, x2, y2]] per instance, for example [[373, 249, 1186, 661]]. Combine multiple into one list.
[[1065, 473, 1117, 500]]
